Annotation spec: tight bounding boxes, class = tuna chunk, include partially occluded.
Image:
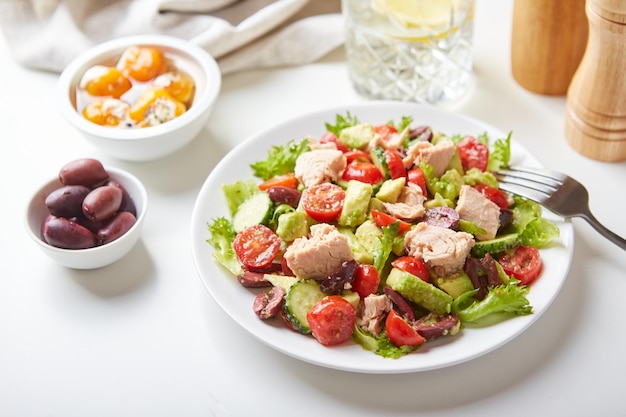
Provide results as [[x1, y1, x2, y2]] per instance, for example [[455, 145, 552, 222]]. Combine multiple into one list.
[[294, 149, 346, 188], [356, 294, 392, 336], [284, 223, 354, 280], [403, 140, 455, 177], [404, 222, 474, 276], [455, 185, 500, 241], [382, 182, 427, 221]]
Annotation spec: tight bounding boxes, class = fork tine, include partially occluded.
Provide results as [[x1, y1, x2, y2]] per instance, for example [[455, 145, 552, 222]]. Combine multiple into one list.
[[496, 166, 565, 188], [497, 182, 550, 203]]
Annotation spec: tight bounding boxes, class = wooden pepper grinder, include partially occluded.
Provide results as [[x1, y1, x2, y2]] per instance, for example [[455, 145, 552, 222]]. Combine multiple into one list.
[[565, 0, 626, 161], [511, 0, 588, 95]]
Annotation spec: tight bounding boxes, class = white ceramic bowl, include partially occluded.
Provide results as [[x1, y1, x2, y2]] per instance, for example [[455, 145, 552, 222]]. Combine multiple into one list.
[[57, 35, 221, 161], [26, 166, 148, 269]]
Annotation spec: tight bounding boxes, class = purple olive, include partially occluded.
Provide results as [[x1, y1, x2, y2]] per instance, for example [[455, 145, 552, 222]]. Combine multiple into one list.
[[82, 185, 123, 222], [42, 216, 98, 249], [45, 185, 91, 218], [59, 158, 109, 186]]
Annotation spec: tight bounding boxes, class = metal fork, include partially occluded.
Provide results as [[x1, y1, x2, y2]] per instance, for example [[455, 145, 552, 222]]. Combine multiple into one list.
[[495, 166, 626, 250]]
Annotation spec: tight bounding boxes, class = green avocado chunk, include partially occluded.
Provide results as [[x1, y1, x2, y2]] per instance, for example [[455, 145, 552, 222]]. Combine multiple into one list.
[[387, 268, 453, 314], [338, 180, 373, 227], [339, 123, 375, 149]]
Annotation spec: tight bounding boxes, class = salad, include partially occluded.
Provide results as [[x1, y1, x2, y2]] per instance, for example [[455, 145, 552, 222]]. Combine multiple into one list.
[[206, 112, 560, 359]]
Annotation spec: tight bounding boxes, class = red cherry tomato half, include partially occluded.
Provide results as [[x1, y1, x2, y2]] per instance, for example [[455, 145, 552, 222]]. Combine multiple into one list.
[[385, 309, 425, 348], [352, 264, 381, 298], [384, 148, 407, 179], [258, 173, 298, 191], [341, 161, 384, 185], [457, 136, 489, 172], [407, 167, 428, 196], [301, 183, 345, 222], [474, 184, 510, 210], [374, 124, 398, 142], [392, 256, 429, 282], [371, 210, 412, 233], [233, 224, 281, 270], [307, 296, 357, 346], [344, 150, 372, 164], [498, 245, 543, 286], [320, 131, 349, 152]]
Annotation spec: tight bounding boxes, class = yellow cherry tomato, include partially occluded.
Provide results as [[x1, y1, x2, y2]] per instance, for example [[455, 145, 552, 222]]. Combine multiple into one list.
[[117, 46, 166, 82], [152, 71, 196, 106], [82, 99, 130, 126], [129, 90, 186, 127], [81, 66, 132, 98]]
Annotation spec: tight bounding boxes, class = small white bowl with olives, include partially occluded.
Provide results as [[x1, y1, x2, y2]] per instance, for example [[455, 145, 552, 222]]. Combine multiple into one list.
[[26, 158, 148, 269]]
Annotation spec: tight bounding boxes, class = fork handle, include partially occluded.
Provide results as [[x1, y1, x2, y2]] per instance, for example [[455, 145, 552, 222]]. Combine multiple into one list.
[[581, 213, 626, 250]]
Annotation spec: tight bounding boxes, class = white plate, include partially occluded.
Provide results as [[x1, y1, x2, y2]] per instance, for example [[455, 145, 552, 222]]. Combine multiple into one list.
[[190, 102, 574, 374]]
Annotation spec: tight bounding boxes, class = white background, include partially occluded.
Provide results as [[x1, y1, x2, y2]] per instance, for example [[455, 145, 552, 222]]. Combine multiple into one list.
[[1, 1, 625, 416]]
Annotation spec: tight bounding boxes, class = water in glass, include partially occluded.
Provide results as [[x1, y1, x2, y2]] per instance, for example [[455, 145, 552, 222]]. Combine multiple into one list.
[[342, 0, 475, 107]]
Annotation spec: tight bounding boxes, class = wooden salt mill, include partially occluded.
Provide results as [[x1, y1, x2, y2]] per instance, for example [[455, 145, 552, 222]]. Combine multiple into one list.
[[565, 0, 626, 161], [511, 0, 588, 95]]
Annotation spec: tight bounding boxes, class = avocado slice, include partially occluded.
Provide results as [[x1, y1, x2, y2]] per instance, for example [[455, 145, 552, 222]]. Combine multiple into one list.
[[387, 268, 453, 314]]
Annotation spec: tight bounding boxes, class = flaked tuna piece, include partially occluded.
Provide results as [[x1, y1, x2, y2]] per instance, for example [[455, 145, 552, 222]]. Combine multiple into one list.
[[403, 140, 455, 177], [404, 222, 475, 276], [368, 126, 410, 149], [356, 294, 392, 336], [455, 185, 500, 241], [284, 223, 354, 280], [294, 149, 346, 188], [383, 182, 427, 221]]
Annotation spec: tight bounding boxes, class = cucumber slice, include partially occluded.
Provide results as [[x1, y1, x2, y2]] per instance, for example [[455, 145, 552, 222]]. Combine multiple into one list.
[[283, 280, 326, 334], [369, 146, 390, 179], [232, 192, 273, 232], [471, 233, 519, 258]]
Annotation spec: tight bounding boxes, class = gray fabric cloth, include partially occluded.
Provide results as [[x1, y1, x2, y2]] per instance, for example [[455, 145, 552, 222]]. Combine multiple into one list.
[[0, 0, 344, 74]]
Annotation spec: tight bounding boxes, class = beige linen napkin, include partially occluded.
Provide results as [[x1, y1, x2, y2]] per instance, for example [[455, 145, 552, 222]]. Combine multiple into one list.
[[0, 0, 344, 74]]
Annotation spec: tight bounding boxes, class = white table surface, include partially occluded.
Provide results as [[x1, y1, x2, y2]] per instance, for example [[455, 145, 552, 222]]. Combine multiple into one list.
[[2, 1, 626, 416]]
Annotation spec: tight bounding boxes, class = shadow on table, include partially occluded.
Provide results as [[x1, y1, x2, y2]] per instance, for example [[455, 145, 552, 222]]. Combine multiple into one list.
[[67, 241, 155, 298]]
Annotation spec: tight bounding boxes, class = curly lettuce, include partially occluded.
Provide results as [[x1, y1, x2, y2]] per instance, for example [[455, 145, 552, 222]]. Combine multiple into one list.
[[207, 217, 242, 276], [250, 139, 310, 181], [453, 279, 532, 323]]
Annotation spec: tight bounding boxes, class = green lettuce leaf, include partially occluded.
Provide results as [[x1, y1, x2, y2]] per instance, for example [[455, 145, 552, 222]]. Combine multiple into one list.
[[250, 139, 310, 181], [352, 326, 415, 359], [453, 279, 532, 323], [206, 217, 242, 276]]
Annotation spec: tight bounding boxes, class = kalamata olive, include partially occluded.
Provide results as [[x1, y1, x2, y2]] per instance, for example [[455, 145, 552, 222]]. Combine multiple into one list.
[[72, 215, 106, 234], [383, 285, 416, 322], [424, 206, 460, 230], [97, 211, 136, 245], [320, 260, 357, 294], [410, 125, 433, 142], [499, 208, 514, 232], [42, 216, 98, 249], [413, 313, 460, 340], [105, 180, 137, 216], [237, 270, 271, 288], [268, 186, 301, 208], [45, 185, 91, 218], [253, 286, 286, 319], [59, 158, 109, 186], [82, 185, 123, 222]]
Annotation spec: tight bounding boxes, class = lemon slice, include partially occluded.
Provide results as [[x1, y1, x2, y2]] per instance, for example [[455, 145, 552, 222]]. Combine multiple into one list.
[[372, 0, 462, 28]]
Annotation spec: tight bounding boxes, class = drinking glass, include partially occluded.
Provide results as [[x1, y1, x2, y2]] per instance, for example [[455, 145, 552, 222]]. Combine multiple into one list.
[[342, 0, 475, 107]]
